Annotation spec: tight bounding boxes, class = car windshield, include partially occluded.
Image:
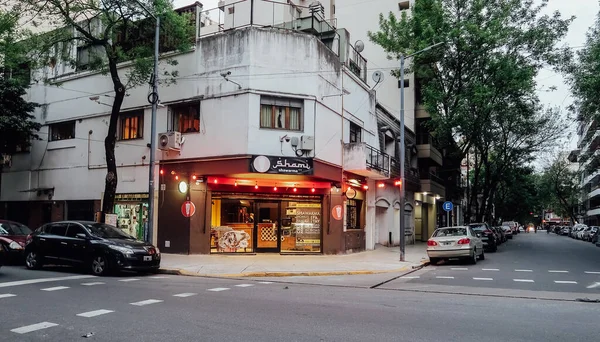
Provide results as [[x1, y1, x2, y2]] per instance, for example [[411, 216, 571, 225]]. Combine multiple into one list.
[[468, 224, 486, 231], [83, 223, 135, 239], [433, 228, 467, 237], [0, 222, 32, 235]]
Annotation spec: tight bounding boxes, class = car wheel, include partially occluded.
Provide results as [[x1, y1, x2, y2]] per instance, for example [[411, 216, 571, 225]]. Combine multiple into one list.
[[479, 250, 485, 260], [25, 251, 42, 270], [90, 254, 111, 276], [469, 248, 478, 265], [429, 257, 439, 265]]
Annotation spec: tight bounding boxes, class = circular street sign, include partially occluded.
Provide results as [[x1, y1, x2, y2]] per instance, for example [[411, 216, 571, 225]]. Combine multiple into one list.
[[331, 205, 344, 221], [181, 201, 196, 218], [443, 201, 453, 212]]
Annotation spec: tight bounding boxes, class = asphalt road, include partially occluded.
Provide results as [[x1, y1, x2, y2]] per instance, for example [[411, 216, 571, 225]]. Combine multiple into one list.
[[1, 232, 599, 341], [381, 230, 600, 295]]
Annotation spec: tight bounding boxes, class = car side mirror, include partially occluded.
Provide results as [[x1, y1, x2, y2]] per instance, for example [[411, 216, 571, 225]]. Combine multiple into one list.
[[76, 233, 89, 240]]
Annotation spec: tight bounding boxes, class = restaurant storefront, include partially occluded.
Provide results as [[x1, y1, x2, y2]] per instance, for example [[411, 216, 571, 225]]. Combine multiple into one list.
[[156, 155, 351, 255]]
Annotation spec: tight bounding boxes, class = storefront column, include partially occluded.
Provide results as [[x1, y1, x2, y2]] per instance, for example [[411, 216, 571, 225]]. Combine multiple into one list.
[[365, 179, 377, 250]]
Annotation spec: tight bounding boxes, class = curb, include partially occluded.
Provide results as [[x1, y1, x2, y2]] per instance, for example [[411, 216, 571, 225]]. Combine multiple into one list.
[[158, 261, 427, 278]]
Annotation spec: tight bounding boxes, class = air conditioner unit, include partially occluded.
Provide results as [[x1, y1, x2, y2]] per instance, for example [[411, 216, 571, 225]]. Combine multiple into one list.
[[158, 132, 182, 151], [299, 135, 315, 151]]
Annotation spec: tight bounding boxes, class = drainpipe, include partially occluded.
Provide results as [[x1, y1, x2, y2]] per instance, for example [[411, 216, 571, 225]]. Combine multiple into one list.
[[250, 0, 254, 26]]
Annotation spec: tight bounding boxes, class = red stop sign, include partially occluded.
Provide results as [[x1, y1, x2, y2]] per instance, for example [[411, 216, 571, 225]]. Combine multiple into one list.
[[181, 201, 196, 217]]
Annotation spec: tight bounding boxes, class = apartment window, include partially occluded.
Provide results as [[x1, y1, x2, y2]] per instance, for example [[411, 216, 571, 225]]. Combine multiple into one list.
[[399, 1, 410, 11], [171, 102, 200, 133], [346, 199, 362, 230], [49, 121, 76, 141], [77, 45, 103, 71], [349, 122, 362, 143], [120, 110, 144, 140], [260, 96, 303, 131], [228, 7, 235, 14], [398, 79, 410, 88]]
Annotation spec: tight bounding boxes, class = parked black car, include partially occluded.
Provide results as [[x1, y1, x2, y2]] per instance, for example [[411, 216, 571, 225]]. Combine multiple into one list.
[[468, 223, 498, 252], [24, 221, 160, 275], [0, 242, 4, 270]]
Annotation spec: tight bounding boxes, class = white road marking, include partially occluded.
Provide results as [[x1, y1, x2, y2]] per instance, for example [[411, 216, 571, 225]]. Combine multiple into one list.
[[515, 269, 533, 272], [11, 322, 58, 334], [119, 278, 140, 282], [513, 279, 535, 283], [436, 276, 455, 279], [148, 276, 169, 279], [482, 268, 499, 271], [554, 281, 577, 284], [587, 282, 600, 289], [402, 276, 420, 279], [41, 286, 70, 292], [0, 275, 94, 288], [207, 287, 230, 292], [258, 282, 274, 284], [451, 268, 468, 271], [130, 299, 163, 306], [0, 294, 16, 299], [76, 309, 114, 318], [473, 277, 493, 281], [584, 271, 600, 275], [548, 270, 569, 273], [81, 282, 105, 286], [173, 293, 197, 298], [235, 284, 254, 287]]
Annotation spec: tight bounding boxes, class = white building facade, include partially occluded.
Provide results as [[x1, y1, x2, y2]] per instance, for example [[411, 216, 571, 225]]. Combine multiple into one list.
[[0, 1, 415, 254]]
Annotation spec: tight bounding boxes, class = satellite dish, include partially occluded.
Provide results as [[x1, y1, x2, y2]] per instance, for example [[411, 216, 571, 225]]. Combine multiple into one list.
[[372, 71, 384, 83], [354, 40, 365, 53]]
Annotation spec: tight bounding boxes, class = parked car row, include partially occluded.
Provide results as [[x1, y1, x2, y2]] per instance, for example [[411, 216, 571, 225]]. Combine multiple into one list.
[[0, 219, 161, 276], [553, 224, 600, 246], [426, 222, 521, 265]]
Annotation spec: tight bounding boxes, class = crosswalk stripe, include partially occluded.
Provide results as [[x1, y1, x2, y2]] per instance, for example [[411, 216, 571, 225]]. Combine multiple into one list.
[[402, 276, 420, 279], [130, 299, 163, 306], [482, 268, 499, 271], [119, 279, 140, 282], [436, 276, 454, 279], [584, 271, 600, 274], [451, 268, 468, 271], [548, 270, 568, 273], [515, 269, 533, 272], [0, 275, 94, 288], [173, 293, 197, 298], [235, 284, 254, 287], [207, 288, 230, 292], [513, 279, 534, 283], [41, 286, 69, 291], [148, 276, 169, 279], [258, 282, 274, 284], [473, 277, 493, 281], [0, 294, 16, 299], [554, 281, 577, 284], [81, 282, 105, 286], [11, 322, 58, 334], [76, 309, 114, 318]]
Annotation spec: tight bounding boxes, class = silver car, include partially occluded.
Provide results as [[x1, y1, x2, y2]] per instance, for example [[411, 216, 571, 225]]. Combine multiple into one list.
[[427, 226, 485, 265]]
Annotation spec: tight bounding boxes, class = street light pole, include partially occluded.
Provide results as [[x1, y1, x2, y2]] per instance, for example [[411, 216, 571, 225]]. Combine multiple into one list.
[[147, 14, 160, 243], [399, 42, 444, 262]]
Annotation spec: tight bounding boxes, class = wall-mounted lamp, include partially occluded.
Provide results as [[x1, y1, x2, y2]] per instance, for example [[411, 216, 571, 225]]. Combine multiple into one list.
[[178, 181, 188, 193]]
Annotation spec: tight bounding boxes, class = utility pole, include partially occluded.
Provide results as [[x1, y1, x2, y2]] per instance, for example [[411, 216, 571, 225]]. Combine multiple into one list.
[[399, 42, 444, 262], [134, 0, 160, 243]]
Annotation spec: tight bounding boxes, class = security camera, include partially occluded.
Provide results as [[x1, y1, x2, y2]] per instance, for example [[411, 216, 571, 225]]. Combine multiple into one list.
[[220, 71, 232, 77], [285, 136, 291, 142]]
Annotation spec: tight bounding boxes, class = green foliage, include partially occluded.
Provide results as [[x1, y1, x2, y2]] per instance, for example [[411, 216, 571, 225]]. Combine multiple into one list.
[[564, 11, 600, 121], [0, 10, 40, 156], [368, 0, 573, 222], [493, 166, 538, 223], [536, 154, 580, 222]]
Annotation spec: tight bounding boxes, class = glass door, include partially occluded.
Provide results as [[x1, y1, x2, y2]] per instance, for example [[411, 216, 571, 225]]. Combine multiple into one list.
[[255, 202, 280, 253]]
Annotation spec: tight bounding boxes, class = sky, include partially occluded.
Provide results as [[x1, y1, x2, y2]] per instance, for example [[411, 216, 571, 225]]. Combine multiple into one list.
[[173, 0, 598, 156]]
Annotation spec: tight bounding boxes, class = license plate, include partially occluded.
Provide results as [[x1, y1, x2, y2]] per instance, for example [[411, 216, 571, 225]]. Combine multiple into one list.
[[143, 256, 152, 261], [443, 242, 452, 245]]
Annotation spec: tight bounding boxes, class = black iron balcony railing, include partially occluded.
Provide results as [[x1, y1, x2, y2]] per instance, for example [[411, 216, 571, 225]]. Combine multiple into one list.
[[420, 171, 445, 185], [365, 144, 390, 175], [348, 43, 367, 83]]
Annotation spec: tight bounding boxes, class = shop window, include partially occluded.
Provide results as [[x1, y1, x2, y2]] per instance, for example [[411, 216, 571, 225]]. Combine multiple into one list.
[[114, 197, 149, 240], [350, 122, 362, 143], [280, 201, 322, 253], [260, 96, 303, 131], [170, 102, 200, 133], [346, 199, 362, 230], [211, 198, 254, 253], [120, 110, 144, 140], [49, 120, 76, 141]]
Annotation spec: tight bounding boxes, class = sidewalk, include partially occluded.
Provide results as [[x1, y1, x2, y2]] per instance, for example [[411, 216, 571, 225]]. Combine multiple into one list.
[[159, 243, 429, 278]]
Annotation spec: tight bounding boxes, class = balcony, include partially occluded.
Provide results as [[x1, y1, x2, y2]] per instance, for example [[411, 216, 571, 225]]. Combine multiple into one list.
[[415, 104, 431, 119], [589, 186, 600, 200], [420, 171, 445, 197], [344, 142, 390, 180], [416, 133, 442, 166], [586, 207, 600, 217], [347, 43, 367, 83], [583, 170, 600, 186]]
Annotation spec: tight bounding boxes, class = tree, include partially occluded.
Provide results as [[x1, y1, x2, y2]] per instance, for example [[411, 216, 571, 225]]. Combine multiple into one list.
[[492, 165, 538, 224], [368, 0, 572, 222], [17, 0, 194, 219], [538, 154, 580, 224], [564, 10, 600, 121], [0, 9, 41, 209]]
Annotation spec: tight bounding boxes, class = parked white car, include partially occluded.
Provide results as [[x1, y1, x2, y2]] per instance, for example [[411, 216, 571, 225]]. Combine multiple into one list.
[[427, 226, 485, 265]]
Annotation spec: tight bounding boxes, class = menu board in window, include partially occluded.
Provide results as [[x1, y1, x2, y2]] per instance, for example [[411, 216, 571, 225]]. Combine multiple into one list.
[[281, 202, 321, 253]]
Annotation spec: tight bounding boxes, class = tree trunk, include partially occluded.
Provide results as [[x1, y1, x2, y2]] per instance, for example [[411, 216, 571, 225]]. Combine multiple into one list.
[[100, 55, 126, 221]]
